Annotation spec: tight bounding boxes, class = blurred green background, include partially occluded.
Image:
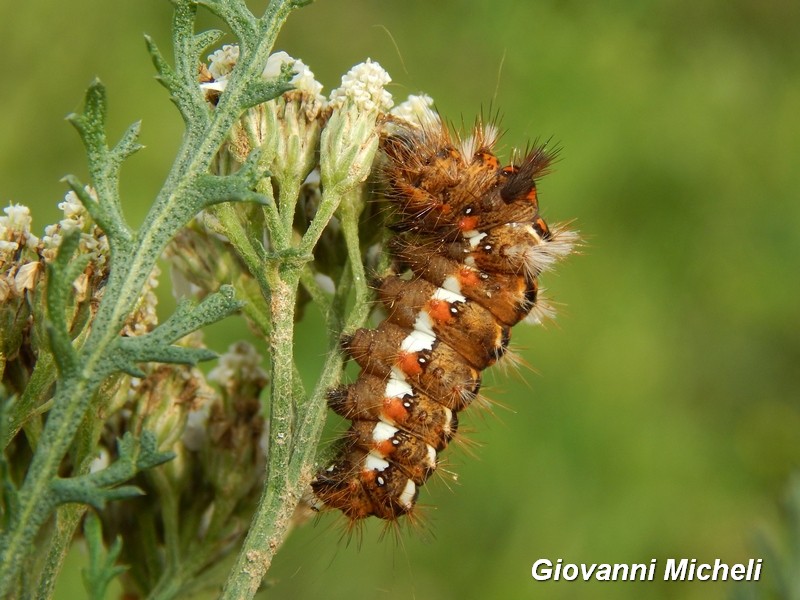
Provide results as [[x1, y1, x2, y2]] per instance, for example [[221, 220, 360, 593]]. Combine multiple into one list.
[[3, 0, 799, 598]]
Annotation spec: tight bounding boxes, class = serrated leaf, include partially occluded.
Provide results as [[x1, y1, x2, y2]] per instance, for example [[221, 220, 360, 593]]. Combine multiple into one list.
[[156, 284, 244, 337], [196, 0, 258, 50], [49, 432, 173, 510], [102, 285, 241, 376], [145, 34, 180, 94], [45, 228, 85, 374], [193, 29, 224, 57], [82, 513, 127, 600], [240, 77, 294, 110], [64, 80, 137, 248], [112, 341, 217, 374], [111, 120, 144, 161], [51, 479, 145, 510], [66, 80, 108, 165], [191, 173, 270, 209]]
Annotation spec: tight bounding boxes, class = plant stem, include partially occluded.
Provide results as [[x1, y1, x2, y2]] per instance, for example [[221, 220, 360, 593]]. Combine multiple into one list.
[[35, 504, 87, 600], [338, 189, 371, 326], [3, 351, 56, 449], [221, 185, 375, 597], [220, 260, 298, 599]]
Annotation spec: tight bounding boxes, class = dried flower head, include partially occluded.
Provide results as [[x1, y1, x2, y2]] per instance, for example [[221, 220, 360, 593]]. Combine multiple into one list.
[[207, 44, 240, 80]]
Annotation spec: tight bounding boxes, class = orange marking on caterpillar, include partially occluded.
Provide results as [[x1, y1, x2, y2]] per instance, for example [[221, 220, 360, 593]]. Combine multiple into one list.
[[398, 351, 424, 376], [427, 298, 455, 324]]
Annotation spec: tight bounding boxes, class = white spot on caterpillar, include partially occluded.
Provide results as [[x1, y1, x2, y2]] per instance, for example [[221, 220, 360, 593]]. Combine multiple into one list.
[[413, 311, 435, 337], [432, 286, 466, 304], [365, 453, 389, 472], [442, 275, 462, 294], [372, 421, 399, 443], [467, 231, 487, 249], [398, 479, 416, 509], [385, 377, 413, 398], [443, 407, 453, 432], [390, 366, 409, 382], [424, 444, 437, 468], [400, 329, 435, 353], [524, 223, 542, 243]]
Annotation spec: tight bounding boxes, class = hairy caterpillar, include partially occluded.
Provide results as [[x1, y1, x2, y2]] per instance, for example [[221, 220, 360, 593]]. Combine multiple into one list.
[[310, 116, 577, 525]]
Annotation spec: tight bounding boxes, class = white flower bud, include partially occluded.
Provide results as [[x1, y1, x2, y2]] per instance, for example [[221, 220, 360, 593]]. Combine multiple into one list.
[[328, 59, 393, 114], [390, 93, 439, 129], [321, 59, 393, 191]]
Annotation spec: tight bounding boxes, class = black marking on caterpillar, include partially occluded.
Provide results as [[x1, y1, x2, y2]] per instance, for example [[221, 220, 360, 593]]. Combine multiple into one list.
[[310, 116, 577, 527]]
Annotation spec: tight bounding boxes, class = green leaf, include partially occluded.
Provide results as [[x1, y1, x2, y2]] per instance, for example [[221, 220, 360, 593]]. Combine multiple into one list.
[[82, 512, 128, 600], [111, 120, 145, 163], [191, 174, 271, 208], [45, 228, 84, 376], [50, 432, 173, 510], [64, 79, 136, 247], [239, 76, 294, 110], [195, 0, 258, 50], [101, 285, 242, 376], [50, 480, 144, 510], [145, 33, 180, 94], [193, 29, 224, 56], [146, 32, 209, 129], [66, 80, 108, 170]]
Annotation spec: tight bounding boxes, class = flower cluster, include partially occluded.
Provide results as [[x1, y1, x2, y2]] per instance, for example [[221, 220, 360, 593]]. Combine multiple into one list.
[[389, 93, 440, 129], [200, 47, 436, 197]]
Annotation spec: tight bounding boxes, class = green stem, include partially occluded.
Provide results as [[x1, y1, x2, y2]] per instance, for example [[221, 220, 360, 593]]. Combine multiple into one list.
[[6, 350, 56, 445], [34, 504, 87, 600], [298, 184, 347, 258], [0, 376, 92, 595], [258, 181, 286, 251], [278, 177, 302, 243], [220, 262, 298, 599], [299, 265, 332, 317], [338, 189, 371, 326], [212, 202, 271, 291], [221, 186, 375, 597]]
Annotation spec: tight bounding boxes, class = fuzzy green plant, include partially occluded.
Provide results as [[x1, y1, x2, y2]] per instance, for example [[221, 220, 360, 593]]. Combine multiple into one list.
[[0, 0, 418, 597]]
